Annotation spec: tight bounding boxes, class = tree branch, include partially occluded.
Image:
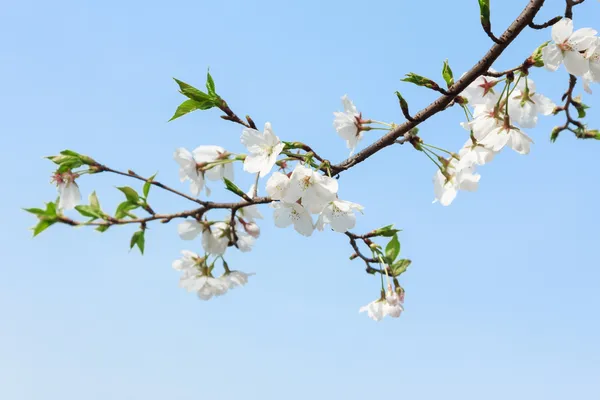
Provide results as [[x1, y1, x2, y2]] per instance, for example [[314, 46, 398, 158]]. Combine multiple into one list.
[[329, 0, 546, 175]]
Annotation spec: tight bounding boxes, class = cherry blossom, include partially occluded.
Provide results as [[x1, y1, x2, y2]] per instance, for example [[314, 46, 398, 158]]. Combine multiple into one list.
[[202, 221, 230, 255], [236, 232, 255, 252], [271, 202, 314, 237], [242, 222, 261, 239], [469, 104, 502, 141], [316, 200, 364, 233], [457, 138, 495, 170], [222, 271, 255, 289], [52, 171, 81, 210], [241, 122, 285, 177], [283, 165, 338, 213], [479, 125, 533, 154], [265, 171, 290, 200], [174, 147, 205, 197], [508, 78, 556, 129], [193, 145, 234, 182], [586, 39, 600, 82], [542, 18, 597, 76], [433, 160, 480, 207], [461, 73, 501, 106], [359, 300, 385, 321], [177, 220, 230, 255], [172, 251, 228, 300], [333, 95, 363, 153]]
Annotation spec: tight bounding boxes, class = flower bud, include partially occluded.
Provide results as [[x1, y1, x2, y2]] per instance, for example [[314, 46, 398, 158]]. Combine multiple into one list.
[[244, 222, 261, 238]]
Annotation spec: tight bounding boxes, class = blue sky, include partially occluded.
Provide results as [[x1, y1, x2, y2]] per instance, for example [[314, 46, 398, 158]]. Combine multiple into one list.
[[2, 0, 600, 399]]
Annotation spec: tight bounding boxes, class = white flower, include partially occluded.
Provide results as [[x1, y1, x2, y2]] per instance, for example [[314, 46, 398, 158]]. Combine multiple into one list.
[[53, 171, 81, 210], [265, 171, 290, 200], [461, 73, 501, 106], [222, 271, 255, 289], [479, 125, 533, 154], [236, 231, 255, 252], [202, 221, 230, 255], [174, 148, 205, 197], [238, 184, 263, 222], [172, 251, 228, 300], [271, 202, 314, 237], [457, 138, 495, 170], [316, 200, 364, 233], [541, 18, 597, 76], [283, 165, 338, 213], [433, 160, 480, 207], [177, 220, 230, 255], [177, 219, 203, 240], [507, 78, 556, 129], [468, 104, 502, 141], [359, 300, 385, 322], [333, 95, 363, 153], [586, 39, 600, 82], [241, 122, 285, 177], [193, 145, 234, 182], [383, 285, 404, 318]]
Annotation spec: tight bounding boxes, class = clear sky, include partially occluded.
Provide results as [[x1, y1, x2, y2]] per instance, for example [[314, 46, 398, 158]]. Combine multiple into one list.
[[2, 1, 599, 399]]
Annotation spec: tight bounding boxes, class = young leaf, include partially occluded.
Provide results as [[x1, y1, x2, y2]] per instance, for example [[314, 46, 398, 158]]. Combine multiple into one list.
[[478, 0, 491, 29], [385, 234, 401, 263], [32, 219, 56, 237], [143, 173, 157, 198], [173, 78, 214, 104], [75, 205, 104, 220], [223, 178, 251, 201], [96, 225, 110, 233], [401, 73, 440, 90], [89, 191, 101, 210], [391, 259, 412, 277], [115, 201, 139, 219], [169, 99, 212, 121], [117, 186, 140, 203], [371, 224, 401, 237], [130, 230, 145, 254], [206, 70, 216, 97], [442, 60, 454, 87], [24, 207, 47, 216]]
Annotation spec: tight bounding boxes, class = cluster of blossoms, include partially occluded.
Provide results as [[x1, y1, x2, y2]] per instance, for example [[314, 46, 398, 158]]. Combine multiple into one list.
[[360, 283, 405, 321], [169, 121, 364, 300], [541, 18, 599, 92]]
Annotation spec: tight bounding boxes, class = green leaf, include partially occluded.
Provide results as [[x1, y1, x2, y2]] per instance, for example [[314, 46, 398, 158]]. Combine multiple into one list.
[[223, 178, 249, 200], [395, 91, 411, 117], [531, 41, 550, 67], [371, 224, 401, 237], [130, 230, 145, 254], [401, 73, 440, 90], [573, 102, 590, 119], [478, 0, 490, 28], [115, 201, 139, 219], [117, 186, 140, 203], [173, 78, 214, 104], [143, 173, 157, 198], [442, 59, 454, 87], [47, 155, 83, 170], [390, 259, 412, 277], [33, 219, 56, 237], [96, 225, 110, 233], [59, 150, 81, 157], [89, 191, 101, 210], [206, 70, 216, 97], [24, 207, 47, 216], [385, 234, 401, 263], [169, 99, 211, 121], [74, 205, 104, 219]]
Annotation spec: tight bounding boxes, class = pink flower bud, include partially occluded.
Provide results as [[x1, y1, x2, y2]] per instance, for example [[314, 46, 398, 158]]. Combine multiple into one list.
[[244, 222, 260, 238]]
